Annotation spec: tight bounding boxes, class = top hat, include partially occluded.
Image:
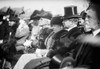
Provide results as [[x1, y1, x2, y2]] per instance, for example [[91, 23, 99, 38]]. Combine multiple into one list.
[[63, 5, 81, 20]]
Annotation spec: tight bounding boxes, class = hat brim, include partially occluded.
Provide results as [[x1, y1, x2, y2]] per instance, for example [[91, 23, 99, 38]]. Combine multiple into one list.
[[30, 16, 41, 20], [9, 18, 19, 21], [63, 15, 81, 20]]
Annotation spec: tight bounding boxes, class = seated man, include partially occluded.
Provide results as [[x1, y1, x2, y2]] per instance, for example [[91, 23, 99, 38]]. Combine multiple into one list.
[[60, 3, 100, 69]]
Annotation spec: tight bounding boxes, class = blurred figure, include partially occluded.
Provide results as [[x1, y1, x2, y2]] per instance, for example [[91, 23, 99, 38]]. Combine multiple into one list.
[[0, 14, 5, 43], [15, 18, 30, 53], [61, 3, 100, 69], [0, 16, 19, 69], [13, 15, 64, 69], [47, 6, 84, 69]]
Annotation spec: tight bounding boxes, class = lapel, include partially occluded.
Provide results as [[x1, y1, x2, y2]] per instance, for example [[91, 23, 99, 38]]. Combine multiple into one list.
[[67, 27, 82, 39]]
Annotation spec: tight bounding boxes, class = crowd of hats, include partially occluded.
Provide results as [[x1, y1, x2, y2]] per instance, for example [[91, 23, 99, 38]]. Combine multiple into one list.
[[0, 7, 20, 22], [0, 7, 53, 22], [30, 9, 53, 20], [0, 5, 84, 26]]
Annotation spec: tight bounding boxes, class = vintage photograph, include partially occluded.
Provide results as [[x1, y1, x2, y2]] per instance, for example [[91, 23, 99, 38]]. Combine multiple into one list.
[[0, 0, 100, 69]]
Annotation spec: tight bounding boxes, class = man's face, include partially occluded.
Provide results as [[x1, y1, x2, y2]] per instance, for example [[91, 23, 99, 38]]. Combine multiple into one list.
[[86, 9, 98, 29], [62, 19, 73, 28], [62, 18, 79, 28]]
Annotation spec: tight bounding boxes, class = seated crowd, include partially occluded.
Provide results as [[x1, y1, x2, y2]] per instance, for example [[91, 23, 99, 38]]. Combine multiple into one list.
[[0, 2, 100, 69]]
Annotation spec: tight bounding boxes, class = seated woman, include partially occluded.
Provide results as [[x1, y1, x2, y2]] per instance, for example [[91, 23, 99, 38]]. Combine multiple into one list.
[[13, 15, 65, 69]]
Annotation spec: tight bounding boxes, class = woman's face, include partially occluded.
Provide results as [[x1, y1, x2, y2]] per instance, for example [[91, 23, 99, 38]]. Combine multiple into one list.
[[51, 25, 63, 32], [33, 20, 39, 26], [9, 21, 16, 26], [86, 9, 98, 29]]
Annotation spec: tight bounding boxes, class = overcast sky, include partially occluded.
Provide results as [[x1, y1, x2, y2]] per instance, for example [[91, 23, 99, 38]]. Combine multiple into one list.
[[0, 0, 89, 16]]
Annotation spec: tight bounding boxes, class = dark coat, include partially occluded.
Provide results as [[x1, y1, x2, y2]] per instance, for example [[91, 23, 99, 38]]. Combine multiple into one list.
[[62, 31, 100, 69], [46, 29, 68, 58], [38, 28, 53, 49], [46, 27, 84, 68], [74, 32, 100, 69], [53, 27, 84, 56], [0, 20, 8, 40], [47, 27, 84, 58], [0, 21, 18, 62]]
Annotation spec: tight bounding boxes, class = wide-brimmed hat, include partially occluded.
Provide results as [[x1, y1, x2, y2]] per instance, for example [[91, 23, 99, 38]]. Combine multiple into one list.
[[9, 16, 19, 22], [30, 10, 41, 20], [63, 5, 81, 20]]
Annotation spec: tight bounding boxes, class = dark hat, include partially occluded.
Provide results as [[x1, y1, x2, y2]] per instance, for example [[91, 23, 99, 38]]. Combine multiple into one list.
[[63, 5, 81, 20], [30, 14, 41, 20], [9, 16, 19, 22], [0, 14, 3, 21], [30, 10, 41, 20], [50, 16, 63, 26]]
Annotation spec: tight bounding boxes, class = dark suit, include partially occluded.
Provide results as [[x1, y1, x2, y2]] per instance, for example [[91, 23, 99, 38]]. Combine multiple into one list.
[[71, 30, 100, 69], [0, 20, 8, 40], [47, 27, 84, 68]]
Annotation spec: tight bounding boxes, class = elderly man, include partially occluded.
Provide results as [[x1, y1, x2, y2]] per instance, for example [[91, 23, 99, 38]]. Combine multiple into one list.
[[78, 3, 100, 69], [60, 3, 100, 69], [0, 14, 5, 44]]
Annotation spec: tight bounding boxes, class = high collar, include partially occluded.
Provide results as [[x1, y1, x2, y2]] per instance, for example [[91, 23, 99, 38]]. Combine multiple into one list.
[[67, 25, 77, 31]]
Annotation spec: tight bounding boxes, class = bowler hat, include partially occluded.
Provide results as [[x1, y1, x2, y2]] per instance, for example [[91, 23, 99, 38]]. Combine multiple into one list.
[[50, 16, 63, 26], [63, 5, 81, 20]]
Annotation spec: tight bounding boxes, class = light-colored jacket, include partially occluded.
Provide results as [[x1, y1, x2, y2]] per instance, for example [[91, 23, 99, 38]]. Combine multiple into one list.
[[15, 19, 30, 45]]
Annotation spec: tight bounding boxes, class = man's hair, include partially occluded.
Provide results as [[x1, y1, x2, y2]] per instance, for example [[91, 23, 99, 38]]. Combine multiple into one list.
[[88, 1, 100, 22]]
